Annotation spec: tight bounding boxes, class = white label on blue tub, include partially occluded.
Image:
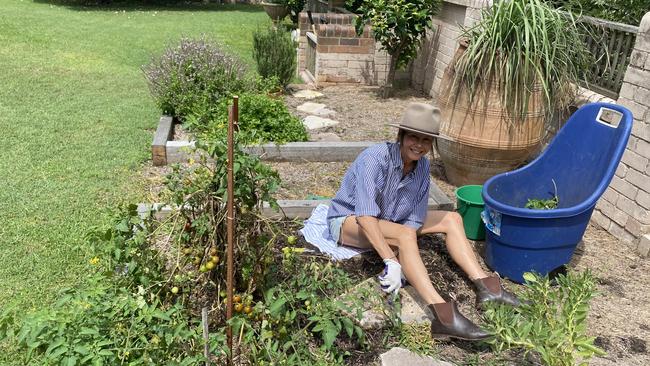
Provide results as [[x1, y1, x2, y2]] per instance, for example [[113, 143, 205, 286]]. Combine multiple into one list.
[[481, 208, 502, 236]]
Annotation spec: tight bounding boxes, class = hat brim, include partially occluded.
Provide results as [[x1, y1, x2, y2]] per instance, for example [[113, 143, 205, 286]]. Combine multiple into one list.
[[387, 123, 456, 142]]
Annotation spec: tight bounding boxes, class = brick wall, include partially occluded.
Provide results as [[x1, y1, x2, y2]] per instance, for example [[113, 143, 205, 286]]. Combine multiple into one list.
[[298, 12, 389, 85], [410, 0, 492, 99], [592, 11, 650, 257]]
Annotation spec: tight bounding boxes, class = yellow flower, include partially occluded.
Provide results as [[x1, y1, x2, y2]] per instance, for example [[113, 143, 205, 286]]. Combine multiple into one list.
[[89, 257, 100, 265]]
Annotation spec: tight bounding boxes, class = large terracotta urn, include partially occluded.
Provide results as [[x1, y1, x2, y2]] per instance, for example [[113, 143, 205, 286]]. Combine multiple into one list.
[[261, 2, 289, 22], [437, 42, 546, 186]]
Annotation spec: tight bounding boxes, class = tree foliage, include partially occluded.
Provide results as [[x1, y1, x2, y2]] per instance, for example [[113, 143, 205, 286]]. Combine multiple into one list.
[[352, 0, 441, 96], [545, 0, 650, 25]]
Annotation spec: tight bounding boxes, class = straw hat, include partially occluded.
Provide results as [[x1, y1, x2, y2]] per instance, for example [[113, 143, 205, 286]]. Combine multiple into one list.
[[388, 102, 454, 141]]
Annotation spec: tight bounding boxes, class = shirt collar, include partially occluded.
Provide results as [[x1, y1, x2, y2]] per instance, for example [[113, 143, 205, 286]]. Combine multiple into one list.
[[389, 142, 418, 175]]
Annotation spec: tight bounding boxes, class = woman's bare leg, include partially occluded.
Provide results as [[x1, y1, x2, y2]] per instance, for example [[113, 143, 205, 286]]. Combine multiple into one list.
[[418, 211, 488, 280], [339, 216, 445, 304]]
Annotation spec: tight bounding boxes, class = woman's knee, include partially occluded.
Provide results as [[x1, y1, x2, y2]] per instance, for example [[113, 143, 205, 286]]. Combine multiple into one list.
[[396, 227, 418, 249], [442, 211, 463, 228]]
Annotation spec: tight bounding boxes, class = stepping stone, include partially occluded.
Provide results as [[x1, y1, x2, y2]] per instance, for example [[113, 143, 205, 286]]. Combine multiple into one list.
[[309, 132, 341, 142], [297, 102, 327, 114], [297, 102, 337, 117], [338, 278, 431, 330], [302, 115, 339, 130], [293, 89, 324, 99], [380, 347, 454, 366]]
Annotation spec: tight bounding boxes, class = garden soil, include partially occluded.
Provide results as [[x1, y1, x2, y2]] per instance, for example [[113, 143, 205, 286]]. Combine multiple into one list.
[[142, 85, 650, 365], [281, 85, 650, 365]]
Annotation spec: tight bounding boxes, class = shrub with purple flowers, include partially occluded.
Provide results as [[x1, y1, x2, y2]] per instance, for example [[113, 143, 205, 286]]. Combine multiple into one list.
[[142, 37, 251, 120]]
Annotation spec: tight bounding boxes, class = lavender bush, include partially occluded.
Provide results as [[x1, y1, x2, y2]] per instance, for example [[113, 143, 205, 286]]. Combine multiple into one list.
[[143, 37, 250, 119]]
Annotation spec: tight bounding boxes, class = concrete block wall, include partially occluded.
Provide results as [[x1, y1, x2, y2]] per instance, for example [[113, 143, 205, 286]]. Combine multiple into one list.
[[410, 0, 492, 99], [593, 11, 650, 257]]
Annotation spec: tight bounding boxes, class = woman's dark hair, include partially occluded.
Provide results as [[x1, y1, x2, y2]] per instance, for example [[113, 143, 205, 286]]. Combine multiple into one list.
[[397, 129, 406, 144]]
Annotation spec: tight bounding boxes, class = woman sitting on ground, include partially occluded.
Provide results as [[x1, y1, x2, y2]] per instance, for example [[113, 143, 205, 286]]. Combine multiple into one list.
[[327, 102, 520, 341]]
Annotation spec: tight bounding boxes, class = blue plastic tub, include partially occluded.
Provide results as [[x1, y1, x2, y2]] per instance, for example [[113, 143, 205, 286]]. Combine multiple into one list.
[[481, 103, 633, 283]]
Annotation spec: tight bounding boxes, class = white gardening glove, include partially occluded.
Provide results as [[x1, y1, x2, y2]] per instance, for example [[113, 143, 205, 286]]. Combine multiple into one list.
[[378, 259, 402, 298]]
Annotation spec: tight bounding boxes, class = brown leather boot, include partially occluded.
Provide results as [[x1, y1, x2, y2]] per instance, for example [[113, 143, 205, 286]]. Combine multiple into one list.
[[473, 275, 521, 308], [428, 301, 490, 341]]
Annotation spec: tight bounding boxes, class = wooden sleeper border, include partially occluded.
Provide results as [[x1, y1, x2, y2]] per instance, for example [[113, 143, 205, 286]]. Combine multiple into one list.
[[149, 116, 455, 218], [138, 178, 454, 221]]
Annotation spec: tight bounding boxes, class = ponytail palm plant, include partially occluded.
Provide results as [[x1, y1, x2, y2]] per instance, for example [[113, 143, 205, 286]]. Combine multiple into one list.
[[450, 0, 593, 126]]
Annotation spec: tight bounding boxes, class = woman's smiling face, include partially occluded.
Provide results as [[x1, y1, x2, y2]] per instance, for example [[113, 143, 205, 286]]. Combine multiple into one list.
[[400, 131, 433, 163]]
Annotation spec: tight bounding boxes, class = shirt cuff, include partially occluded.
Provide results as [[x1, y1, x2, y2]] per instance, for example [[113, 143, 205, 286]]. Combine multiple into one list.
[[355, 208, 381, 218]]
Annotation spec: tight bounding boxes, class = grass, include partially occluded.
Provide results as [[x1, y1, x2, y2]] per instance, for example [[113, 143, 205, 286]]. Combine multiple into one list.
[[0, 0, 267, 362]]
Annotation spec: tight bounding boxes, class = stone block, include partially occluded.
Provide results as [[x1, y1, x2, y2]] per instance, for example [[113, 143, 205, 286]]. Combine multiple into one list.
[[634, 137, 650, 159], [637, 234, 650, 257], [347, 60, 369, 69], [645, 56, 650, 71], [329, 45, 373, 54], [618, 98, 648, 121], [632, 120, 650, 142], [322, 60, 348, 68], [317, 37, 339, 46], [616, 195, 638, 215], [629, 50, 649, 68], [625, 216, 650, 237], [621, 149, 649, 171], [380, 347, 453, 366], [597, 199, 629, 227], [626, 166, 650, 192], [340, 37, 360, 46], [619, 83, 637, 100], [609, 222, 635, 244], [615, 162, 628, 178], [611, 176, 638, 200], [601, 187, 620, 205], [634, 86, 650, 105], [637, 33, 650, 53], [591, 209, 612, 230], [623, 67, 650, 89], [637, 189, 650, 209]]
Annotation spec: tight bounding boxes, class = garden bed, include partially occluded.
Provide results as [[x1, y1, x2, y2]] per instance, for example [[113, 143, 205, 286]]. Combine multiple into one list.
[[141, 85, 650, 365]]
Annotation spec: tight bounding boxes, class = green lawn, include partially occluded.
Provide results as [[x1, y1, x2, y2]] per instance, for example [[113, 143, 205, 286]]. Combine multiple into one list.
[[0, 1, 266, 360]]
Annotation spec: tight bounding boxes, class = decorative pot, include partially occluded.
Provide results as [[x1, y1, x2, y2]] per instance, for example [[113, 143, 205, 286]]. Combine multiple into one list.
[[437, 42, 545, 186], [261, 2, 289, 22]]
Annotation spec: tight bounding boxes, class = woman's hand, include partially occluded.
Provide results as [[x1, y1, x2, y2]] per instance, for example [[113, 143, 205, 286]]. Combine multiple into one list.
[[379, 258, 402, 298]]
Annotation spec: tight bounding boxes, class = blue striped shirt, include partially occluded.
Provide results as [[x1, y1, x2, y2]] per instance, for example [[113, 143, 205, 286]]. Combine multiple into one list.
[[327, 142, 430, 230]]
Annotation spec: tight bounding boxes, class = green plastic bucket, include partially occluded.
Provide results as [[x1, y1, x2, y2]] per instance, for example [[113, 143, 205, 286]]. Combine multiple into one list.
[[455, 185, 486, 240]]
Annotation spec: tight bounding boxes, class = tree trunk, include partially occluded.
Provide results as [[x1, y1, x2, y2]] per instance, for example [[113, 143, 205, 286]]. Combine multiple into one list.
[[382, 53, 398, 98]]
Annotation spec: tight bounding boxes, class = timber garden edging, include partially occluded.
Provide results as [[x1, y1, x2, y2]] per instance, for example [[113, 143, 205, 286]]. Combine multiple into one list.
[[148, 115, 455, 219]]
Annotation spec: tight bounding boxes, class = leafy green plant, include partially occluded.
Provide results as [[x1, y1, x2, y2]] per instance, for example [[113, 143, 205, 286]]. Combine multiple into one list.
[[354, 0, 441, 97], [451, 0, 593, 126], [213, 251, 367, 365], [185, 92, 309, 144], [252, 25, 297, 88], [142, 37, 251, 119], [0, 205, 205, 365], [525, 179, 559, 209], [163, 137, 282, 298], [544, 0, 648, 25], [483, 270, 605, 366], [285, 0, 306, 24]]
